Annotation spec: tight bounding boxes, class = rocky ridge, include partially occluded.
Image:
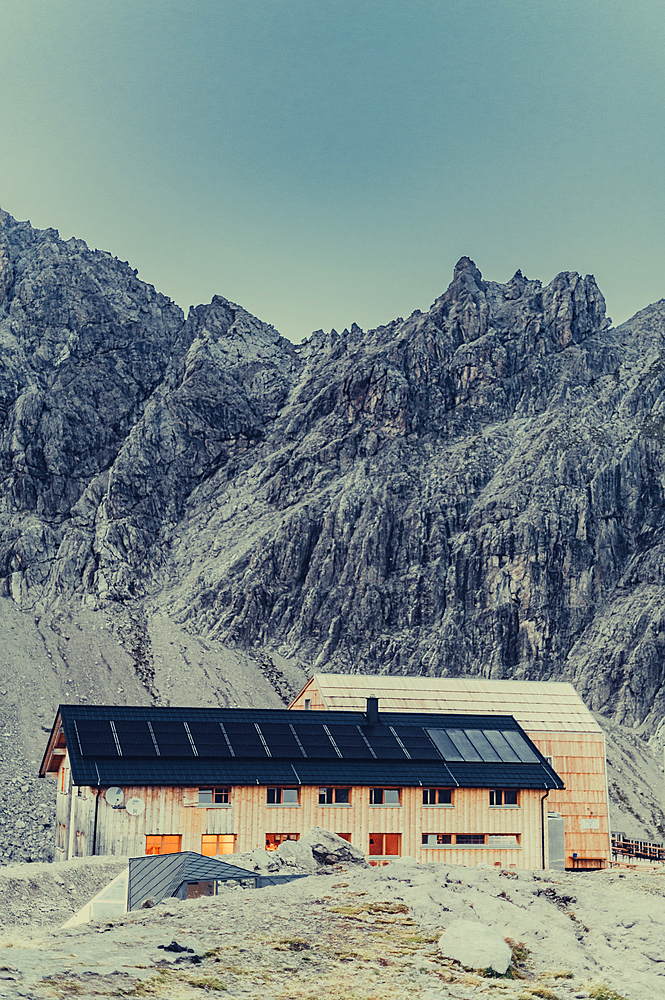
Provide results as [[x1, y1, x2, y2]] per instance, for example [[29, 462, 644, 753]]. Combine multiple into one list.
[[3, 207, 665, 848]]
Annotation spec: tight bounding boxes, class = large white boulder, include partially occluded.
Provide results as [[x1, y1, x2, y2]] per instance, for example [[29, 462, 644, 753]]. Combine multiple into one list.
[[438, 919, 512, 974], [299, 827, 367, 865], [276, 839, 317, 870]]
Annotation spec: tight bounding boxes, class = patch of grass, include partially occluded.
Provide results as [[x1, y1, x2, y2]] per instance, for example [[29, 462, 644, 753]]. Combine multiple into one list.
[[118, 970, 172, 997], [551, 970, 574, 979], [276, 938, 311, 952], [519, 988, 558, 999], [38, 976, 84, 997], [187, 975, 227, 991], [588, 986, 629, 1000]]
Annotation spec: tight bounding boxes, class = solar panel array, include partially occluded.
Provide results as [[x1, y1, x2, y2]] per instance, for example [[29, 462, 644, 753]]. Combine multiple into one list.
[[72, 718, 539, 764]]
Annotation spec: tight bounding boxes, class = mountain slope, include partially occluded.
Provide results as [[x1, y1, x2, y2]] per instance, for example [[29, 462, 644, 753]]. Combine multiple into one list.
[[4, 210, 665, 736]]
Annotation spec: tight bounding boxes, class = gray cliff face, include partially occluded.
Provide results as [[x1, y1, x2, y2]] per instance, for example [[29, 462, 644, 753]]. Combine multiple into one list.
[[4, 209, 665, 739]]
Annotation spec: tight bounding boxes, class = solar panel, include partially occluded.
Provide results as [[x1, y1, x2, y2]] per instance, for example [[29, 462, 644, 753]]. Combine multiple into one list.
[[222, 722, 267, 757], [502, 730, 539, 763], [464, 729, 502, 762], [290, 724, 339, 757], [426, 728, 465, 761], [150, 721, 195, 757], [392, 727, 442, 760], [187, 721, 232, 757], [333, 734, 375, 759], [482, 729, 522, 763], [114, 721, 157, 757], [257, 723, 303, 758], [74, 720, 118, 757], [446, 729, 484, 761], [362, 729, 406, 759]]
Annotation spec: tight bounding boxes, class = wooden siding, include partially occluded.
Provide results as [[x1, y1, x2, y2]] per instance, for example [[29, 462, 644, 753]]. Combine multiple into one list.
[[291, 679, 611, 869], [53, 771, 546, 868]]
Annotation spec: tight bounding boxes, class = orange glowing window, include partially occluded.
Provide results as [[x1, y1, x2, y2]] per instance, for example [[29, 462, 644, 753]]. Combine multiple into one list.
[[146, 834, 182, 855], [265, 833, 299, 851], [368, 833, 401, 856], [336, 833, 352, 843], [201, 834, 236, 856]]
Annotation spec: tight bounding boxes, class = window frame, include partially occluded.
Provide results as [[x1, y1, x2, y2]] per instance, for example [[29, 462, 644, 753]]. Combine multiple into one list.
[[201, 833, 236, 856], [368, 832, 402, 856], [318, 786, 351, 806], [145, 834, 182, 855], [369, 787, 401, 806], [489, 789, 520, 808], [267, 786, 300, 806], [422, 787, 453, 807], [198, 787, 231, 806]]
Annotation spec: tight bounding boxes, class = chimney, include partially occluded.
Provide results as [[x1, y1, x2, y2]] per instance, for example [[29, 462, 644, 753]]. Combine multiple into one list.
[[366, 696, 379, 725]]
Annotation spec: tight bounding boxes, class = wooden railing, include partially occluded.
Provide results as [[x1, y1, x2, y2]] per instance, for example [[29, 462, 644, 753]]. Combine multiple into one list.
[[611, 834, 665, 862]]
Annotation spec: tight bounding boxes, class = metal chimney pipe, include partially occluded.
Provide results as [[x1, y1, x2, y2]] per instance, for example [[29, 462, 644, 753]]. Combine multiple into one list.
[[366, 696, 379, 725]]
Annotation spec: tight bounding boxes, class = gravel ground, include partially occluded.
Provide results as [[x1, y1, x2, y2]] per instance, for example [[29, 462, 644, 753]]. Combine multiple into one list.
[[0, 859, 663, 1000]]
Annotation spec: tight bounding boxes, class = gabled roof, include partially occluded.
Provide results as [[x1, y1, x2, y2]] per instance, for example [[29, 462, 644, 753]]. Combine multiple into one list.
[[128, 852, 258, 910], [41, 705, 564, 790], [292, 675, 601, 734]]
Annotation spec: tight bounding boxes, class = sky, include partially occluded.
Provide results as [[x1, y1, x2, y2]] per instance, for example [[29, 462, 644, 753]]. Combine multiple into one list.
[[1, 1, 664, 342]]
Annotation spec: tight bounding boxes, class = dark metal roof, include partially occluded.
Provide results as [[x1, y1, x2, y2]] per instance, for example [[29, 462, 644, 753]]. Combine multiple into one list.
[[128, 852, 259, 910], [48, 705, 564, 790]]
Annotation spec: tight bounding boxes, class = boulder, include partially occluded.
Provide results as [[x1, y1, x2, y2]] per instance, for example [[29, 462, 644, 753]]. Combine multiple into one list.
[[299, 827, 367, 865], [438, 919, 511, 974], [276, 839, 317, 870]]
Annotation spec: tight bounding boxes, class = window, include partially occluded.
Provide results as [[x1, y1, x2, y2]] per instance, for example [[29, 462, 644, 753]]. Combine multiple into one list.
[[267, 787, 299, 805], [488, 834, 520, 847], [75, 830, 85, 857], [56, 823, 66, 850], [369, 788, 400, 805], [265, 833, 299, 851], [319, 787, 350, 805], [201, 834, 236, 856], [456, 834, 486, 845], [423, 788, 453, 806], [198, 787, 230, 805], [59, 765, 68, 793], [304, 699, 312, 710], [336, 833, 352, 843], [489, 789, 519, 806], [146, 835, 182, 855], [422, 833, 453, 846], [368, 833, 401, 856]]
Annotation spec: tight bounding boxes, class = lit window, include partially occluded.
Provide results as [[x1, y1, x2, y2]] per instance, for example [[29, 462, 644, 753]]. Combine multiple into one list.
[[319, 787, 350, 805], [201, 834, 236, 856], [146, 835, 182, 855], [422, 833, 452, 846], [267, 787, 299, 805], [369, 788, 400, 805], [198, 787, 230, 805], [489, 789, 519, 806], [336, 833, 352, 842], [422, 788, 453, 805], [368, 833, 401, 856], [265, 833, 299, 850]]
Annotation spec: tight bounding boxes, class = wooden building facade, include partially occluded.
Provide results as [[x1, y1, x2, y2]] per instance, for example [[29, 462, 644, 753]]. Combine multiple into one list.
[[41, 704, 563, 868], [290, 675, 611, 870]]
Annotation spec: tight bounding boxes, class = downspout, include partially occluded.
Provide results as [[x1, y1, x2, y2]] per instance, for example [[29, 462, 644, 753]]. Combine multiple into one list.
[[91, 765, 101, 857], [540, 789, 550, 870]]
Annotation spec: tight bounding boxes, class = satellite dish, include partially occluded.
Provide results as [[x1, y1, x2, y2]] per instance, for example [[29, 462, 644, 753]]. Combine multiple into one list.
[[125, 797, 145, 816], [105, 787, 124, 808]]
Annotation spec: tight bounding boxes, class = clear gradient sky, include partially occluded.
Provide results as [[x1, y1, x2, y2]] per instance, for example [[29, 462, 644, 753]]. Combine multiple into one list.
[[1, 1, 663, 341]]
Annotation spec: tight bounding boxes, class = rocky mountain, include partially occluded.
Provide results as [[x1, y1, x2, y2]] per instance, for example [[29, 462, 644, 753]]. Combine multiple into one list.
[[2, 206, 665, 854]]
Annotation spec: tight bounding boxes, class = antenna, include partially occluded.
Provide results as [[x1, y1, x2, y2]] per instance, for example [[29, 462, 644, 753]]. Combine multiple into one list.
[[105, 787, 124, 808], [125, 797, 145, 816]]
